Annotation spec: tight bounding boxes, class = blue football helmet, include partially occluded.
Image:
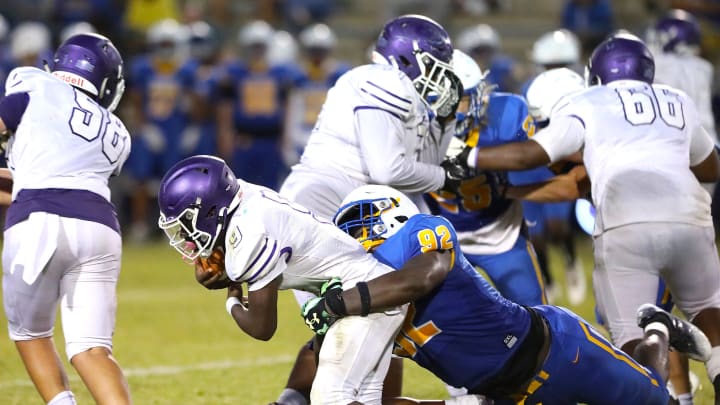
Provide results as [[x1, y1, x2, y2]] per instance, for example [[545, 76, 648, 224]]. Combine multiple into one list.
[[586, 32, 654, 86], [158, 155, 242, 260], [373, 14, 457, 117], [52, 33, 125, 112], [647, 9, 701, 55], [334, 185, 419, 251]]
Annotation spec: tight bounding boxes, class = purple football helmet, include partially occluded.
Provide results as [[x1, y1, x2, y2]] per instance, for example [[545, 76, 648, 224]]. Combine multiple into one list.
[[586, 32, 654, 86], [158, 155, 242, 260], [52, 33, 125, 112], [647, 9, 701, 54], [373, 14, 457, 116]]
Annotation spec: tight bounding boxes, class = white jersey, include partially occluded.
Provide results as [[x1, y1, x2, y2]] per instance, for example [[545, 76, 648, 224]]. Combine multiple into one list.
[[5, 67, 131, 202], [653, 52, 716, 141], [533, 80, 714, 235], [292, 63, 451, 195], [224, 181, 394, 292]]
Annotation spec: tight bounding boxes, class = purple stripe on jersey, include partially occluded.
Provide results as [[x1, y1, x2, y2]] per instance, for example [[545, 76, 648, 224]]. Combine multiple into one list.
[[237, 237, 269, 280], [5, 188, 120, 234], [247, 240, 278, 283], [354, 106, 402, 120], [0, 92, 30, 132], [569, 114, 585, 129], [360, 88, 410, 113], [366, 81, 412, 104], [279, 246, 292, 263]]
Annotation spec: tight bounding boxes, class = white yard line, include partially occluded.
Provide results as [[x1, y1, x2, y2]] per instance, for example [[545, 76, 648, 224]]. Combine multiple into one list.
[[0, 354, 295, 389]]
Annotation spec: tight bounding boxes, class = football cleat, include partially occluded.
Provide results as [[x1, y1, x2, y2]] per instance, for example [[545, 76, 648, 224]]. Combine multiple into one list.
[[637, 303, 711, 362]]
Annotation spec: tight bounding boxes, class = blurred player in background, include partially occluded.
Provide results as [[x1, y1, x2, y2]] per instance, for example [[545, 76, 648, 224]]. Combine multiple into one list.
[[157, 155, 410, 405], [452, 32, 720, 404], [647, 9, 717, 196], [455, 24, 522, 93], [0, 13, 9, 99], [515, 28, 587, 306], [282, 23, 351, 167], [275, 14, 464, 405], [8, 22, 52, 70], [302, 184, 711, 405], [426, 50, 547, 309], [125, 18, 194, 241], [58, 21, 97, 45], [1, 33, 131, 405], [215, 20, 303, 191]]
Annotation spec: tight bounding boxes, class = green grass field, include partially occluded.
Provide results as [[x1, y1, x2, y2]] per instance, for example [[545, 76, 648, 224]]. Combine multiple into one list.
[[0, 238, 715, 404]]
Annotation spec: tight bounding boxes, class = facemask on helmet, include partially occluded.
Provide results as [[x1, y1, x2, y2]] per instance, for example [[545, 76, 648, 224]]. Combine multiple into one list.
[[157, 155, 242, 261], [333, 185, 420, 251], [372, 14, 458, 117]]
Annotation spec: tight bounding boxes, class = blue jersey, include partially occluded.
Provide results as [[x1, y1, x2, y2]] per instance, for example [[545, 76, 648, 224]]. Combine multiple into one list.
[[217, 60, 303, 138], [425, 93, 534, 232], [372, 214, 531, 389]]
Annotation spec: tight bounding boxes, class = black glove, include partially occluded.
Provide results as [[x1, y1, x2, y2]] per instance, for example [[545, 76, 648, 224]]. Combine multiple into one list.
[[436, 71, 464, 123], [441, 152, 470, 194]]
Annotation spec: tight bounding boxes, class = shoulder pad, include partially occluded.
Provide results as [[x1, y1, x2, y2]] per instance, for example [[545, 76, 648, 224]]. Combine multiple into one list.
[[4, 67, 52, 95], [481, 93, 531, 146], [355, 64, 418, 119]]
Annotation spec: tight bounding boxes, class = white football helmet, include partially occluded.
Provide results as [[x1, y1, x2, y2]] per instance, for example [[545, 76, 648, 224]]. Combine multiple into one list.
[[456, 24, 501, 54], [0, 13, 8, 43], [334, 185, 420, 251], [526, 67, 585, 124], [451, 49, 490, 138], [531, 29, 581, 67], [10, 22, 51, 61], [267, 30, 298, 66], [299, 23, 336, 50], [238, 20, 274, 47], [60, 21, 97, 44], [147, 19, 190, 61]]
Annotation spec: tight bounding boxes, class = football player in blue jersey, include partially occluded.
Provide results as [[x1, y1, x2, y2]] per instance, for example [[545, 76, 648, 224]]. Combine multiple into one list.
[[426, 50, 546, 309], [125, 18, 197, 241], [303, 184, 711, 404], [214, 20, 304, 191]]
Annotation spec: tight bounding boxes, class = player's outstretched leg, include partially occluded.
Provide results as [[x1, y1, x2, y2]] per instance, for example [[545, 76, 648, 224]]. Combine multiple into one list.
[[637, 304, 712, 362]]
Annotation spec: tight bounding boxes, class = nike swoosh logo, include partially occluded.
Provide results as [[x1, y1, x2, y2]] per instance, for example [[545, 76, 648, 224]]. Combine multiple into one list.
[[571, 348, 580, 364]]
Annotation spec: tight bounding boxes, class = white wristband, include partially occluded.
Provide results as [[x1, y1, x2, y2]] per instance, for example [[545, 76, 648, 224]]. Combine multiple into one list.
[[226, 297, 241, 316], [467, 147, 478, 169]]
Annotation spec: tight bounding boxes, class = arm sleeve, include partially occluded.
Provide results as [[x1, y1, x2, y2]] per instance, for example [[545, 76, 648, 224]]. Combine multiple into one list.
[[226, 232, 288, 291], [689, 122, 715, 166], [355, 108, 444, 192], [530, 114, 585, 163], [0, 92, 30, 132]]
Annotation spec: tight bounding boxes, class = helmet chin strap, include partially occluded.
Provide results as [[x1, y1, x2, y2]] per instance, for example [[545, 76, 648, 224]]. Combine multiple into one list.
[[210, 191, 244, 252]]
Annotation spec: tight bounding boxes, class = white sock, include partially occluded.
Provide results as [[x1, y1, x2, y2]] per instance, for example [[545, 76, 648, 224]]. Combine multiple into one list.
[[677, 392, 693, 405], [706, 346, 720, 381], [445, 384, 468, 397], [276, 388, 309, 405], [47, 391, 77, 405], [644, 321, 669, 339]]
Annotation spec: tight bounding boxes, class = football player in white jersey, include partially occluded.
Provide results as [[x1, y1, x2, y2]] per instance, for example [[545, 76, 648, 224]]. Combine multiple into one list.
[[647, 9, 717, 199], [0, 34, 132, 405], [274, 14, 463, 404], [158, 155, 408, 405], [448, 32, 720, 403]]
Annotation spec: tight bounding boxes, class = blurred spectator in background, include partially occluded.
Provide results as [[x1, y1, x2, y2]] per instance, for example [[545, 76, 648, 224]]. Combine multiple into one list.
[[0, 13, 9, 89], [455, 23, 523, 93], [215, 20, 302, 191], [124, 19, 196, 241], [282, 0, 335, 33], [561, 0, 614, 55], [515, 28, 587, 305], [283, 23, 350, 166], [8, 22, 52, 70], [58, 21, 97, 44]]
